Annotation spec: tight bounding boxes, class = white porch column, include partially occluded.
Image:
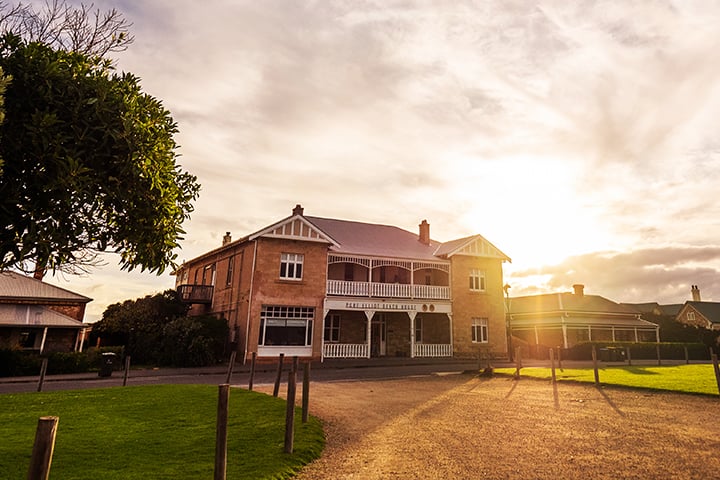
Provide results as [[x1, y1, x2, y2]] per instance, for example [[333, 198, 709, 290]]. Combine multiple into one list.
[[588, 326, 592, 341], [39, 327, 48, 354], [634, 328, 639, 343], [562, 324, 568, 349], [364, 310, 374, 359], [534, 325, 539, 345], [655, 327, 660, 343], [408, 311, 417, 358], [447, 313, 453, 355], [611, 326, 616, 342], [321, 308, 330, 362]]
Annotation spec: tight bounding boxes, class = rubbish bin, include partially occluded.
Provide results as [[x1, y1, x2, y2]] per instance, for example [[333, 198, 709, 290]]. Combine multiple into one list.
[[98, 352, 116, 377]]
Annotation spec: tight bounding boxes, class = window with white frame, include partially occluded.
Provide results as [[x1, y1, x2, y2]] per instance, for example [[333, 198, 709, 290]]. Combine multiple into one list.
[[471, 317, 488, 343], [324, 314, 340, 343], [280, 253, 304, 280], [469, 269, 486, 291], [415, 317, 423, 343], [259, 306, 314, 346], [687, 311, 695, 322]]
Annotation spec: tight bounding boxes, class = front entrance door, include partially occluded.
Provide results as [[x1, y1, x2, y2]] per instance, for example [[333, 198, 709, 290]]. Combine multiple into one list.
[[371, 314, 387, 357]]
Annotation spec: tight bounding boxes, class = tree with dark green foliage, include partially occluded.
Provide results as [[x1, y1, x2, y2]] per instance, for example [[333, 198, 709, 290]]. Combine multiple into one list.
[[91, 290, 228, 367], [161, 315, 229, 367], [90, 289, 189, 364], [0, 34, 199, 276]]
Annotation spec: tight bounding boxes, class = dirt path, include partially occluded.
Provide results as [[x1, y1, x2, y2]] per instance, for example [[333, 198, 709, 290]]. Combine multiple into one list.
[[264, 373, 720, 479]]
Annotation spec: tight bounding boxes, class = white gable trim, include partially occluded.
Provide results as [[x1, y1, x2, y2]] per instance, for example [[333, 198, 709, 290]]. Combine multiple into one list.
[[249, 215, 339, 246], [441, 235, 511, 261]]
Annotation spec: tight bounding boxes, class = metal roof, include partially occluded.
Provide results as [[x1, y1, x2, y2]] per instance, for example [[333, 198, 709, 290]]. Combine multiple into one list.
[[0, 271, 91, 303], [0, 304, 87, 328], [305, 216, 443, 260]]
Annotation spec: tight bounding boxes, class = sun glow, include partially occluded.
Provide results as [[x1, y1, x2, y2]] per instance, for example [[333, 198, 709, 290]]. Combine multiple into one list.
[[450, 154, 614, 270]]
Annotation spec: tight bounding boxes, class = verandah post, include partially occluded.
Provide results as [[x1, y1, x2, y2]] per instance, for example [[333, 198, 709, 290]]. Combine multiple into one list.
[[225, 351, 237, 384], [549, 347, 557, 384]]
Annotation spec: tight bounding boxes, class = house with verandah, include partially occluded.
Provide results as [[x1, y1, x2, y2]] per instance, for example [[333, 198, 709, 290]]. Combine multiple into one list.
[[506, 284, 660, 355], [174, 205, 511, 362]]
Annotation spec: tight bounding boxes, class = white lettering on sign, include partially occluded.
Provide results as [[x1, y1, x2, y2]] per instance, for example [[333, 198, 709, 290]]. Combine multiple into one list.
[[344, 302, 418, 311]]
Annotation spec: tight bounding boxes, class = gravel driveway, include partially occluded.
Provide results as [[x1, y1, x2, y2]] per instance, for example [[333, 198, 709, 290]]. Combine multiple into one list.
[[263, 373, 720, 479]]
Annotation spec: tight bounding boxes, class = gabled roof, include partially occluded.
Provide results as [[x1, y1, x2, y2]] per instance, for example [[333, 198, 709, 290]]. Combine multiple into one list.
[[0, 272, 91, 303], [250, 214, 338, 246], [433, 234, 511, 262], [509, 292, 640, 316], [684, 301, 720, 324], [305, 216, 441, 260], [0, 304, 87, 328]]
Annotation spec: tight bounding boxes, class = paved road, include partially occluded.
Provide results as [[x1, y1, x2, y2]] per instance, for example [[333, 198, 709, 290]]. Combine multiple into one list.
[[0, 360, 483, 394]]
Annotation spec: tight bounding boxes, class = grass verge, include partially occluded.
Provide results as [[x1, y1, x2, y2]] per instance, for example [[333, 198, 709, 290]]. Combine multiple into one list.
[[0, 384, 324, 479], [494, 364, 720, 395]]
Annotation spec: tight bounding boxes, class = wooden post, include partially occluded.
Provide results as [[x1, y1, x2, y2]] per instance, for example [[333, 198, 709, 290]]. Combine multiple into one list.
[[556, 346, 563, 370], [284, 359, 297, 454], [225, 351, 237, 384], [302, 362, 310, 423], [514, 346, 522, 378], [592, 345, 600, 386], [27, 416, 58, 480], [214, 384, 230, 480], [248, 352, 257, 391], [712, 354, 720, 397], [656, 343, 662, 366], [549, 348, 557, 384], [273, 353, 285, 397], [37, 358, 48, 393], [626, 346, 632, 366], [684, 345, 689, 365], [122, 356, 131, 387]]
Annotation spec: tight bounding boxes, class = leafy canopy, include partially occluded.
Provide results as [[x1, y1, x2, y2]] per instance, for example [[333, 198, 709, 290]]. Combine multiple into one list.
[[0, 34, 199, 275]]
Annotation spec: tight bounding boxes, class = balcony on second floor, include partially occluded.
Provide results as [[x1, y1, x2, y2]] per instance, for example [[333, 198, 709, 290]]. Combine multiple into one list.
[[326, 254, 451, 300], [177, 284, 214, 304]]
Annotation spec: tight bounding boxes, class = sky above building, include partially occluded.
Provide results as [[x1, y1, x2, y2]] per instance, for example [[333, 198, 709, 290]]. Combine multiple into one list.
[[37, 0, 720, 321]]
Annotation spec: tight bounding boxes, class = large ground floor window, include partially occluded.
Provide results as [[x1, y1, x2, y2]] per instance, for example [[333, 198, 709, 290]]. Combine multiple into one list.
[[259, 306, 314, 346]]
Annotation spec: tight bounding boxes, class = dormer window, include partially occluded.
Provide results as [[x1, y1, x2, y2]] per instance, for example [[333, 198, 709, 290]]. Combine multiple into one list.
[[280, 253, 304, 280]]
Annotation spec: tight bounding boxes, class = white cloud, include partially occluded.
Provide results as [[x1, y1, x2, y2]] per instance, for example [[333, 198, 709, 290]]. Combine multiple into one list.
[[32, 0, 720, 315]]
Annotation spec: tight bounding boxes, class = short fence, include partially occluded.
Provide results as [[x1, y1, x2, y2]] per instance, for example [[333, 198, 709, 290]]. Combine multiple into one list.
[[413, 343, 452, 357], [323, 343, 369, 358]]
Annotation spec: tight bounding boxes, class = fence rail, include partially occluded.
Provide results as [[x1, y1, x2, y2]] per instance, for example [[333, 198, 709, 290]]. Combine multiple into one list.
[[413, 343, 453, 357], [326, 280, 450, 300]]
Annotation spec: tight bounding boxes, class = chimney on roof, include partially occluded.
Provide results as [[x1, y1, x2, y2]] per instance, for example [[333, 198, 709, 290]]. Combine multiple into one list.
[[691, 284, 701, 302], [293, 204, 304, 216], [419, 219, 430, 245], [573, 284, 585, 297], [222, 232, 232, 246]]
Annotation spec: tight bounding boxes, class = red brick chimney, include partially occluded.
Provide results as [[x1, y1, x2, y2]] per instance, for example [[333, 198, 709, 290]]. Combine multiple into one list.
[[293, 204, 304, 216], [573, 284, 584, 297], [419, 220, 430, 245]]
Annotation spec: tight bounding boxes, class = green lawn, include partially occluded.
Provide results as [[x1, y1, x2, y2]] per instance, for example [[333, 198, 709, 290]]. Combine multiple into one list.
[[0, 385, 324, 479], [495, 364, 720, 396]]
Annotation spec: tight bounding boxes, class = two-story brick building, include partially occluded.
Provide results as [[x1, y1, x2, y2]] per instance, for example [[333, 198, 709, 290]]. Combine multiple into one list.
[[174, 205, 510, 362]]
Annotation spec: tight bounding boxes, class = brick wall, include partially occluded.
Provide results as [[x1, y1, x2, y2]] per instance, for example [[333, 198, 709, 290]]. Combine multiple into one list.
[[450, 255, 508, 358]]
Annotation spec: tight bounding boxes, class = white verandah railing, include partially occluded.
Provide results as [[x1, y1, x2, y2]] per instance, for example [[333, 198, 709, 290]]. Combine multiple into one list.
[[413, 344, 453, 357], [327, 280, 450, 300], [323, 343, 369, 358]]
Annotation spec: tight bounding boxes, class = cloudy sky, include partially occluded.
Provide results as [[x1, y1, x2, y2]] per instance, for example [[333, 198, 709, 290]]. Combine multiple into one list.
[[36, 0, 720, 321]]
